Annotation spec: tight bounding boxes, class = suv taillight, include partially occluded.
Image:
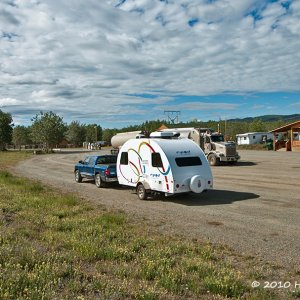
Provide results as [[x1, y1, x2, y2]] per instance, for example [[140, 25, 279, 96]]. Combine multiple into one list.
[[104, 169, 110, 176]]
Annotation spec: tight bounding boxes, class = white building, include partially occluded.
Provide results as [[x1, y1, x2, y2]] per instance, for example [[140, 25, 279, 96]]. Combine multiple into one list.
[[236, 132, 273, 145]]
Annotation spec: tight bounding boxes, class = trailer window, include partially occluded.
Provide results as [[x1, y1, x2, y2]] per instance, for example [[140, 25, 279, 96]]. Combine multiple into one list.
[[152, 153, 163, 168], [120, 152, 128, 165], [175, 156, 202, 167]]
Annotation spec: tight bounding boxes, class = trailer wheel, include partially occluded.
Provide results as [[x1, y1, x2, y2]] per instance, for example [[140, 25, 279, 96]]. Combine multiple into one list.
[[137, 184, 147, 200], [75, 170, 82, 183], [208, 154, 219, 166]]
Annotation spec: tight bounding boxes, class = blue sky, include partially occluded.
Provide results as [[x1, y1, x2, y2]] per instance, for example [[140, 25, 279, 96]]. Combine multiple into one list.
[[0, 0, 300, 128]]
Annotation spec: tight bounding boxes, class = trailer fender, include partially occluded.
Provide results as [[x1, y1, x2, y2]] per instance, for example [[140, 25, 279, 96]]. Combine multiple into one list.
[[137, 181, 151, 190], [190, 175, 205, 193]]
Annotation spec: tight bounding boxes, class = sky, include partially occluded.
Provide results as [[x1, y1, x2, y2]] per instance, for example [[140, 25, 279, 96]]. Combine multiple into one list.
[[0, 0, 300, 128]]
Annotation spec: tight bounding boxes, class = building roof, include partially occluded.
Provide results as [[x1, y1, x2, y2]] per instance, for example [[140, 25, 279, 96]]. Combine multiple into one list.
[[270, 120, 300, 133], [157, 124, 169, 131], [236, 132, 271, 137]]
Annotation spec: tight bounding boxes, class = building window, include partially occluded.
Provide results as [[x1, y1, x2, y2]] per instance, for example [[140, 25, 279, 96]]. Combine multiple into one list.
[[152, 153, 163, 168], [243, 137, 246, 140], [175, 156, 202, 167], [120, 152, 128, 165], [253, 136, 256, 139]]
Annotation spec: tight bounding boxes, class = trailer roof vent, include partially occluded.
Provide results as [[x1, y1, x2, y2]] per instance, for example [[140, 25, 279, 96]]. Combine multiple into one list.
[[150, 131, 179, 139]]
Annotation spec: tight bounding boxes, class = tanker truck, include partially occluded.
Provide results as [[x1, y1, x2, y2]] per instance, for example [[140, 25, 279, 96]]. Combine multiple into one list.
[[111, 131, 146, 150]]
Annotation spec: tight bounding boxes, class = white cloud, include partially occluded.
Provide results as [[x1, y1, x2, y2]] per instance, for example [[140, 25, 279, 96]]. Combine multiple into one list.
[[253, 104, 266, 109], [156, 101, 240, 111], [290, 102, 300, 109], [0, 0, 299, 126], [0, 97, 21, 106]]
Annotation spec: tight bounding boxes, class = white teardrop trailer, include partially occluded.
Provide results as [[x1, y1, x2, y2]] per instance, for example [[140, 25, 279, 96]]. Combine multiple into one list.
[[117, 133, 213, 200]]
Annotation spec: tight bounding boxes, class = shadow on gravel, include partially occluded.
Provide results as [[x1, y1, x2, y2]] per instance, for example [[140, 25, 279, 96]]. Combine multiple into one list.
[[162, 189, 259, 206], [79, 181, 259, 205], [216, 161, 257, 167], [235, 161, 257, 166]]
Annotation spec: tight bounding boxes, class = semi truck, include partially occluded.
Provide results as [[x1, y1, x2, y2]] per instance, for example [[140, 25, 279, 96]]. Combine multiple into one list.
[[157, 128, 239, 166]]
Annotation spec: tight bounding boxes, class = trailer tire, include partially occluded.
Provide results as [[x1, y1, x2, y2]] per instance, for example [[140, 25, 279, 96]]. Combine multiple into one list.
[[190, 175, 205, 193], [137, 183, 147, 200], [208, 154, 219, 166]]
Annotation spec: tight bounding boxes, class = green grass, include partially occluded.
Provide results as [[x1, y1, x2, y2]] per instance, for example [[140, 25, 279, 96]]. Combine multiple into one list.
[[0, 151, 294, 299], [0, 151, 32, 170]]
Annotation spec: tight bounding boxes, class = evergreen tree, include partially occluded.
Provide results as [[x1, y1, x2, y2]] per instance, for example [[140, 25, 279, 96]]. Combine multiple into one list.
[[12, 125, 32, 147], [30, 111, 66, 150], [0, 110, 13, 150], [66, 121, 86, 146]]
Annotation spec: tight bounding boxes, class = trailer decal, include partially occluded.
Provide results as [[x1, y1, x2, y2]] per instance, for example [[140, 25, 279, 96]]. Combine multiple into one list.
[[119, 141, 171, 192], [128, 148, 143, 173], [138, 141, 170, 192], [129, 161, 140, 178]]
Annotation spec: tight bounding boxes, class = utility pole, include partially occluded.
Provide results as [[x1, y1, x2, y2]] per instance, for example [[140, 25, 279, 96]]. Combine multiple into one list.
[[164, 110, 180, 124]]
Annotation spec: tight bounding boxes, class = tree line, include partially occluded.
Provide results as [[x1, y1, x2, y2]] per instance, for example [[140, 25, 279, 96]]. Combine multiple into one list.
[[0, 109, 290, 150], [0, 110, 102, 150]]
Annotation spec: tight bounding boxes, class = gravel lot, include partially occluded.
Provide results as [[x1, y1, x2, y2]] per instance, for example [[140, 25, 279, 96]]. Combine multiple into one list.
[[14, 149, 300, 270]]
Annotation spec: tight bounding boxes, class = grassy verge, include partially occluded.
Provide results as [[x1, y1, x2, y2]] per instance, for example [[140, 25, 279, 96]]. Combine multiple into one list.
[[0, 151, 32, 170], [0, 152, 297, 299]]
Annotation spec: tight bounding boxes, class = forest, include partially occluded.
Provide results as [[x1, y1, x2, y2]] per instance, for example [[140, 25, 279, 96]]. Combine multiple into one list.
[[0, 109, 297, 149]]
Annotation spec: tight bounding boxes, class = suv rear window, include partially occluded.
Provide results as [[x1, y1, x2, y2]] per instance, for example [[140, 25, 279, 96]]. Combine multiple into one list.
[[175, 156, 202, 167], [96, 156, 117, 164]]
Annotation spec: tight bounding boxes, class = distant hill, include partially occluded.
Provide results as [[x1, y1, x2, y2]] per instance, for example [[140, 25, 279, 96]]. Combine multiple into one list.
[[228, 114, 300, 123]]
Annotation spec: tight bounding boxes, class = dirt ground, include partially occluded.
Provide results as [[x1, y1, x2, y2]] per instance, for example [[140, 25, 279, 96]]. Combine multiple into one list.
[[14, 149, 300, 272]]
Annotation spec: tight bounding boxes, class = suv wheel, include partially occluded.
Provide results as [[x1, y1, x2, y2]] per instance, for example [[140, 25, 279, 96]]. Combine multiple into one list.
[[95, 173, 102, 188], [75, 170, 82, 183]]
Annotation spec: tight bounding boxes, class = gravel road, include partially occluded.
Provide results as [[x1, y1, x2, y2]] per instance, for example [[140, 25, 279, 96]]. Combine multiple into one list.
[[14, 149, 300, 270]]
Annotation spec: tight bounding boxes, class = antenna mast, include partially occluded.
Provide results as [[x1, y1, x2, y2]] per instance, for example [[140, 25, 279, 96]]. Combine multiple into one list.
[[164, 110, 180, 124]]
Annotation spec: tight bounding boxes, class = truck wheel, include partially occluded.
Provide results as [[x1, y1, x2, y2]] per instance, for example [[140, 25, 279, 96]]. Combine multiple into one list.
[[137, 184, 147, 200], [75, 170, 82, 183], [208, 154, 219, 166], [95, 173, 103, 188]]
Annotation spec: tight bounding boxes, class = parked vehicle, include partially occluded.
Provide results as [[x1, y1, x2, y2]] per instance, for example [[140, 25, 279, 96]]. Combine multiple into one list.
[[111, 128, 240, 166], [74, 155, 117, 188], [111, 131, 146, 149], [117, 134, 213, 200], [158, 128, 240, 166]]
